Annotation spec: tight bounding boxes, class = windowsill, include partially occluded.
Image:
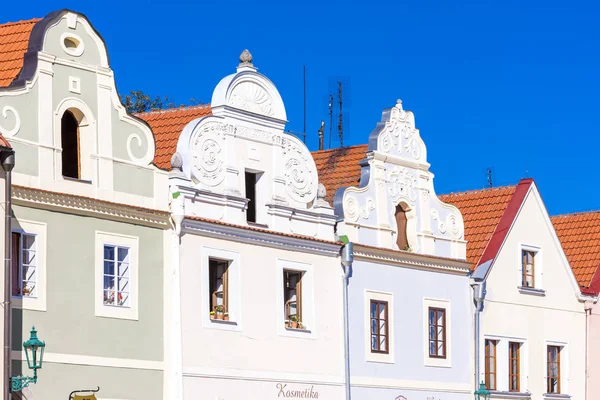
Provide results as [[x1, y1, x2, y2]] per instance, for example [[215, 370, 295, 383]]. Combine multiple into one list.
[[543, 394, 571, 400], [210, 318, 237, 326], [247, 221, 269, 229], [489, 390, 531, 399], [285, 327, 311, 333], [62, 176, 92, 184], [518, 286, 546, 296]]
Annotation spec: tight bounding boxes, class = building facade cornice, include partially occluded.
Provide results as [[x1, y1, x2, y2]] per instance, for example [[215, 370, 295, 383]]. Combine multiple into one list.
[[182, 217, 341, 257], [352, 243, 470, 275], [12, 185, 170, 228]]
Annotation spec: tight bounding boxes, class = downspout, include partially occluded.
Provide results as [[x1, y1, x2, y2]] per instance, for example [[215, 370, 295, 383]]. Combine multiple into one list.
[[584, 300, 593, 400], [1, 149, 15, 400], [471, 280, 486, 390], [340, 243, 353, 400], [170, 191, 185, 400]]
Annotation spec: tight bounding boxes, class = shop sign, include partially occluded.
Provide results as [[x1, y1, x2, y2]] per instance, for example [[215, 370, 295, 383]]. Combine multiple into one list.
[[276, 383, 320, 398]]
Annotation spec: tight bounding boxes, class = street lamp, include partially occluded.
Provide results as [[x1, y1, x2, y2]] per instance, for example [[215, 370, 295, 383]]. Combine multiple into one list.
[[474, 381, 491, 400], [11, 326, 45, 392]]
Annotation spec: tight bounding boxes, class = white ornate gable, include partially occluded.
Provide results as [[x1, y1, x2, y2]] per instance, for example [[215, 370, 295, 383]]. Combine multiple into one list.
[[335, 101, 466, 259], [171, 51, 334, 240]]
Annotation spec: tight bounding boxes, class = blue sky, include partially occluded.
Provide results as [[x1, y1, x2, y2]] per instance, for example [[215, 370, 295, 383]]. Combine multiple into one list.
[[4, 0, 600, 215]]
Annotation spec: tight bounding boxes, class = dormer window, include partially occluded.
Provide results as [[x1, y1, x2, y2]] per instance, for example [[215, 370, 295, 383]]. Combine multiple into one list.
[[61, 110, 80, 179], [395, 204, 409, 251]]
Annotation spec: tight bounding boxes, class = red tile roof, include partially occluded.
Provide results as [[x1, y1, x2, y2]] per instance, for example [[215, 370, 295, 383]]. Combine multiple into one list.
[[439, 182, 529, 269], [136, 105, 211, 170], [552, 211, 600, 291], [0, 18, 40, 87], [312, 145, 368, 204]]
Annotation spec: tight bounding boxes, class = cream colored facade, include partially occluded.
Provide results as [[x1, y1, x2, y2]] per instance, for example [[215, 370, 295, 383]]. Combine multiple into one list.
[[476, 183, 588, 400]]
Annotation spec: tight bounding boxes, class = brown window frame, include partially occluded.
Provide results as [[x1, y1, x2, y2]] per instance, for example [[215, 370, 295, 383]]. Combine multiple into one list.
[[370, 300, 389, 354], [509, 342, 521, 392], [485, 339, 497, 391], [283, 270, 303, 324], [428, 307, 446, 359], [547, 345, 561, 394], [209, 259, 229, 314], [521, 250, 535, 288]]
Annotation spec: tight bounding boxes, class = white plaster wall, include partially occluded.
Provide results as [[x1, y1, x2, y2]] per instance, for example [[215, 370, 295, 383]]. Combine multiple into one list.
[[480, 188, 586, 399], [178, 232, 344, 397]]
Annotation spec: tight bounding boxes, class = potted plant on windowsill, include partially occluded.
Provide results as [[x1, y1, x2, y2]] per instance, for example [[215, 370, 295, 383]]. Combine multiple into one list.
[[210, 311, 215, 320], [298, 321, 304, 330], [22, 286, 32, 297], [290, 315, 298, 329], [215, 305, 224, 320], [223, 312, 229, 321]]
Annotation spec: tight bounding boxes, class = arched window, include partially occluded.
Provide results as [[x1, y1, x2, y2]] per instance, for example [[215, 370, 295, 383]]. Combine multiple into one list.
[[61, 110, 80, 179], [395, 204, 409, 250]]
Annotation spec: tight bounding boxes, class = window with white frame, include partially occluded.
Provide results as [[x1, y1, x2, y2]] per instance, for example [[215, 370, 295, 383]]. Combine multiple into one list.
[[277, 259, 314, 337], [483, 338, 527, 392], [519, 245, 542, 291], [11, 220, 47, 312], [95, 232, 138, 320], [12, 232, 37, 298], [365, 290, 394, 363], [202, 247, 241, 330], [102, 244, 130, 307], [423, 298, 452, 367]]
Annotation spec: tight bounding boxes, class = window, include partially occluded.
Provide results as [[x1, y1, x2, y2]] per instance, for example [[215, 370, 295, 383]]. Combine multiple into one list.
[[209, 259, 229, 314], [370, 300, 389, 353], [547, 346, 561, 394], [103, 245, 130, 307], [61, 110, 80, 179], [284, 270, 302, 326], [522, 250, 535, 288], [485, 340, 497, 390], [428, 307, 446, 358], [11, 232, 37, 298], [395, 205, 409, 250], [245, 171, 257, 223], [95, 232, 138, 320], [509, 342, 521, 392]]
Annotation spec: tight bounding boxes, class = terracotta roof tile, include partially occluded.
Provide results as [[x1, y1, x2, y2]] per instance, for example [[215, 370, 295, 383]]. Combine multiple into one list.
[[0, 18, 40, 87], [552, 211, 600, 289], [312, 144, 368, 205], [439, 185, 518, 269], [136, 105, 211, 170]]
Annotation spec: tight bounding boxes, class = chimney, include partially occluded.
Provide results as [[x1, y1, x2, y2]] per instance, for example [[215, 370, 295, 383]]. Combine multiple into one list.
[[318, 120, 325, 150]]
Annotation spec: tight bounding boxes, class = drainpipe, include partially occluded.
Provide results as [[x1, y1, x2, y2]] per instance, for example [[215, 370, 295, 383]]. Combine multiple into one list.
[[340, 243, 353, 400], [584, 300, 593, 400], [471, 280, 486, 390], [1, 149, 15, 400], [170, 191, 185, 400]]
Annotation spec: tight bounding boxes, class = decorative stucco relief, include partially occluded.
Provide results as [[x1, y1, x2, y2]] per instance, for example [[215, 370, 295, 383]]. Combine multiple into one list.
[[431, 209, 463, 239], [191, 122, 226, 187], [387, 166, 417, 205], [344, 195, 375, 222], [283, 137, 316, 204], [377, 100, 424, 161], [0, 106, 21, 137], [228, 81, 274, 117]]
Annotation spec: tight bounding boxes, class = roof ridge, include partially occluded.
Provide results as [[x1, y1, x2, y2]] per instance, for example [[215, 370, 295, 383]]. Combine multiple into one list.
[[135, 104, 210, 117], [0, 17, 41, 28], [552, 209, 600, 219], [440, 184, 518, 197], [311, 144, 368, 154]]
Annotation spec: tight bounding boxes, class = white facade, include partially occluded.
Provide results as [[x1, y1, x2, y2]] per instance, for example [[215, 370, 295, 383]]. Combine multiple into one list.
[[475, 182, 589, 400], [165, 51, 343, 400]]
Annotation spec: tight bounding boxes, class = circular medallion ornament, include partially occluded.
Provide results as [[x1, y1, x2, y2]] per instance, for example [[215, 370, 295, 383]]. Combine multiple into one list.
[[285, 156, 315, 203], [191, 123, 225, 187]]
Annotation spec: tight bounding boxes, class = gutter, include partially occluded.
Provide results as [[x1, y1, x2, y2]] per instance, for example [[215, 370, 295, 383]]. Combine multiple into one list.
[[1, 148, 15, 400], [340, 243, 353, 400]]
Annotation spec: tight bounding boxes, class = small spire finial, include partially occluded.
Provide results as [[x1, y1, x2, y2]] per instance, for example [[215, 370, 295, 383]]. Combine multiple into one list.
[[396, 99, 403, 109], [239, 49, 253, 67]]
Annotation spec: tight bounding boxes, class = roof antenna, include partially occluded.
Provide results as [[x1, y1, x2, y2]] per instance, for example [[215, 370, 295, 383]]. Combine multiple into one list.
[[486, 168, 493, 188], [318, 120, 325, 151], [338, 81, 343, 147], [328, 95, 333, 149]]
